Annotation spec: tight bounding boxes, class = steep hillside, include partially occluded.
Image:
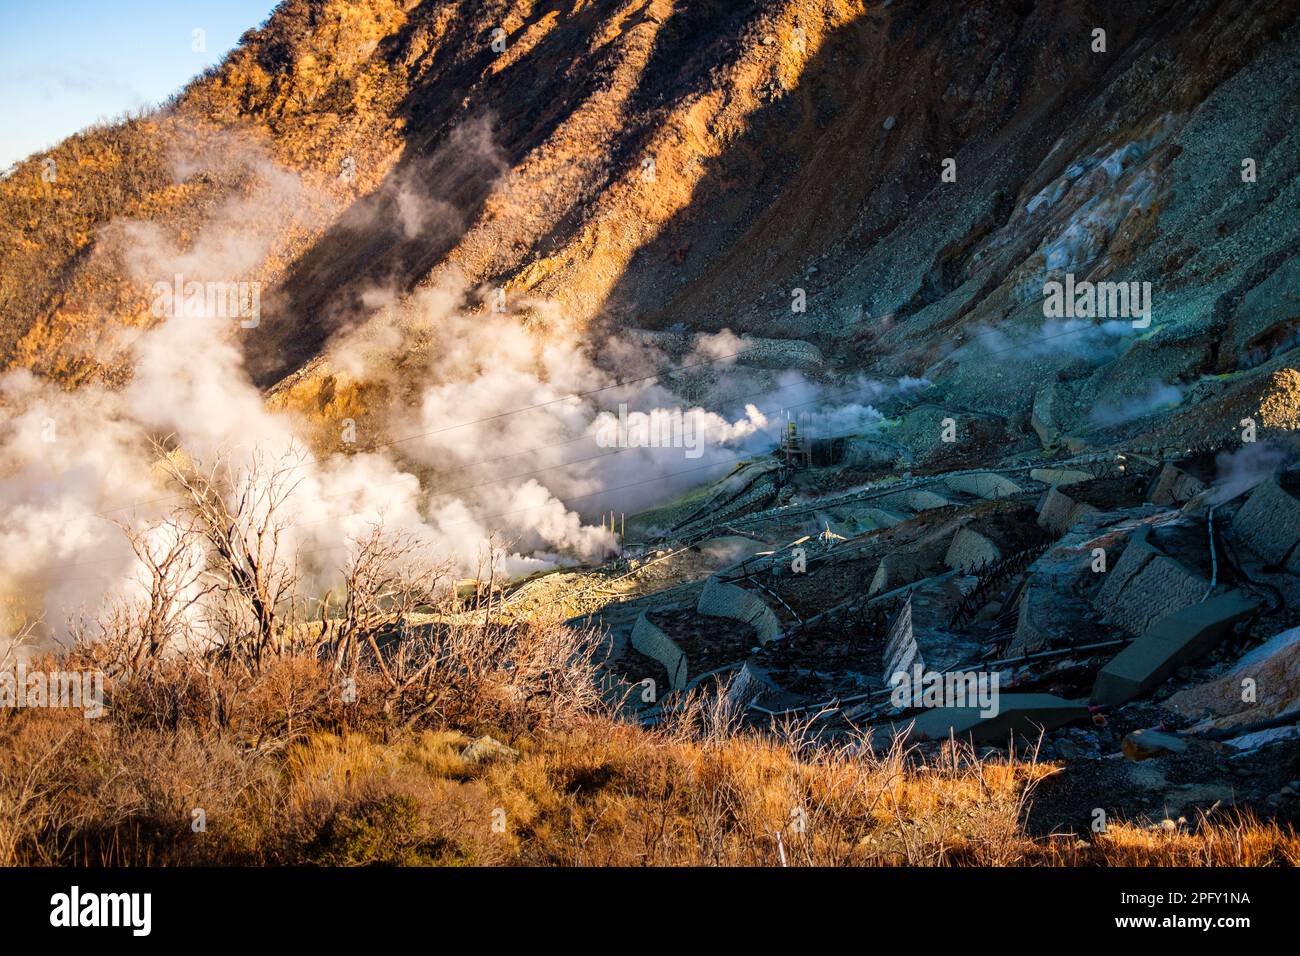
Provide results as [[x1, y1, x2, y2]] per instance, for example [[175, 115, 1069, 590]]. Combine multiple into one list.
[[2, 0, 1297, 460], [3, 0, 1300, 617]]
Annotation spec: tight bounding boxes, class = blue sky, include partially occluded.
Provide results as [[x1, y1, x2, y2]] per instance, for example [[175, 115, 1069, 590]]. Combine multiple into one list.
[[0, 0, 280, 169]]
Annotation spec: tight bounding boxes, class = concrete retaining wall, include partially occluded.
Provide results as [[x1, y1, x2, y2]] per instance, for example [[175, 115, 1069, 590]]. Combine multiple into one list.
[[1092, 591, 1259, 706], [697, 576, 782, 645], [1094, 528, 1208, 636], [870, 553, 927, 596], [630, 612, 689, 694], [944, 472, 1023, 499], [724, 661, 775, 710], [882, 600, 921, 679], [1030, 467, 1094, 486], [901, 694, 1089, 744], [1149, 463, 1206, 505], [945, 526, 1001, 572], [1037, 486, 1100, 535], [902, 489, 955, 511], [1231, 475, 1300, 569], [860, 506, 910, 528]]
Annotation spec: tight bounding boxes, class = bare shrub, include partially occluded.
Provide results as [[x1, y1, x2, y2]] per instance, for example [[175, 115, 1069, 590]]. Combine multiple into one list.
[[157, 442, 302, 671]]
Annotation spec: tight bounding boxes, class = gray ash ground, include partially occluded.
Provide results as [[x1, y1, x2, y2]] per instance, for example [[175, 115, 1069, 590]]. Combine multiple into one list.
[[647, 608, 758, 675]]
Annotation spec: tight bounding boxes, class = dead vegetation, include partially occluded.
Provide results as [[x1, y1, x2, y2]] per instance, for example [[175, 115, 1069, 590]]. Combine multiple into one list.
[[0, 440, 1296, 867], [4, 649, 1297, 867]]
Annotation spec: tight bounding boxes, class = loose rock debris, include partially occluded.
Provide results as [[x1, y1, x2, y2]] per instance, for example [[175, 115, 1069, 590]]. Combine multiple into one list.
[[551, 434, 1300, 833]]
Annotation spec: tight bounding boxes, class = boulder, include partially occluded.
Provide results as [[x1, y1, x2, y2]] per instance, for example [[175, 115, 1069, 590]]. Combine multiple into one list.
[[1166, 626, 1300, 729], [461, 735, 519, 764], [1225, 725, 1300, 752], [1122, 729, 1189, 761]]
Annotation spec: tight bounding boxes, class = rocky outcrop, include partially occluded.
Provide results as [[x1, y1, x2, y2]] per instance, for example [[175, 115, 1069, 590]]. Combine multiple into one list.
[[1031, 384, 1067, 448], [1166, 626, 1300, 730], [733, 336, 824, 371]]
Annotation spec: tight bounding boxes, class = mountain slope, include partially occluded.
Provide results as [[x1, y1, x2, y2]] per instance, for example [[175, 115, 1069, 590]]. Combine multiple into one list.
[[1, 0, 1298, 454]]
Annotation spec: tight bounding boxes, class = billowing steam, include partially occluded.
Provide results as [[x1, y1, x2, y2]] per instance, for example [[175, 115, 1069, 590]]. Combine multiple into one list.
[[0, 124, 899, 655], [1208, 442, 1289, 505]]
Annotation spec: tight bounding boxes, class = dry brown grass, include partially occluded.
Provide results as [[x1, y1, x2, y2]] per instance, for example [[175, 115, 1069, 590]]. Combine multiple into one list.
[[3, 641, 1297, 867]]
